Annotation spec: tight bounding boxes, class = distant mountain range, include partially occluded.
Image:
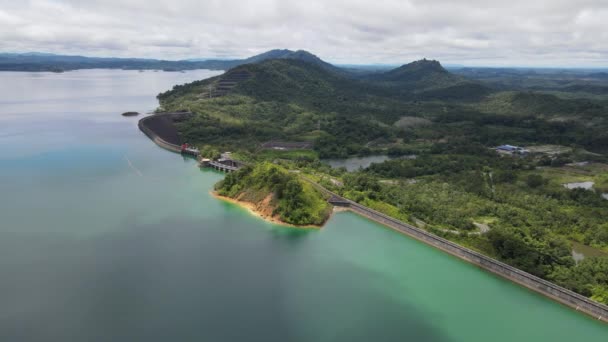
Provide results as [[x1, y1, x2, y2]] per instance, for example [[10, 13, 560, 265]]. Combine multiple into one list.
[[0, 52, 234, 72], [0, 49, 343, 73]]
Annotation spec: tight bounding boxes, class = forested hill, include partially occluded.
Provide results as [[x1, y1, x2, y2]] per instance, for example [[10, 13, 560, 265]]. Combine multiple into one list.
[[158, 57, 485, 105], [158, 55, 608, 156], [368, 59, 454, 83], [364, 59, 492, 100], [157, 58, 412, 156], [240, 49, 343, 74]]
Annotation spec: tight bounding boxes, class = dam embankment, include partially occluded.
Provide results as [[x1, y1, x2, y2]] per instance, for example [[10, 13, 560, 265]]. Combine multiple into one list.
[[304, 177, 608, 323], [138, 113, 191, 153]]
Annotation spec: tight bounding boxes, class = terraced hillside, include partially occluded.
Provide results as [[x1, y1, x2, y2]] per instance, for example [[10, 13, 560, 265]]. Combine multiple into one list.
[[202, 70, 252, 98]]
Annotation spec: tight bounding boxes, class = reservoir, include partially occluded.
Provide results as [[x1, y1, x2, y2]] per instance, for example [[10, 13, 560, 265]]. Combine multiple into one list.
[[0, 70, 606, 341]]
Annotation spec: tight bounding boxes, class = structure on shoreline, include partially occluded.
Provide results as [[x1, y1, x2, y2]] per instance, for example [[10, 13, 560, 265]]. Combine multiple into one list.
[[180, 143, 200, 157], [199, 152, 245, 172]]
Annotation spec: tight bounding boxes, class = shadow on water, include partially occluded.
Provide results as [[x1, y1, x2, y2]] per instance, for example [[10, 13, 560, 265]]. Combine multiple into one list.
[[0, 217, 451, 342], [268, 225, 313, 241]]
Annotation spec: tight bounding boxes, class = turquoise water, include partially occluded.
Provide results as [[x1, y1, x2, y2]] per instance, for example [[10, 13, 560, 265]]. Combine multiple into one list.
[[0, 70, 606, 341]]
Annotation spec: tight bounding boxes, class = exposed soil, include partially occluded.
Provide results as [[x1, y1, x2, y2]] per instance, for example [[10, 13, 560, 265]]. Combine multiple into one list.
[[212, 191, 325, 229]]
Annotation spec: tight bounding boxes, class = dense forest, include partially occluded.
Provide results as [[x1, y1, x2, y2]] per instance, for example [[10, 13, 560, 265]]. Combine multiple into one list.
[[158, 55, 608, 157], [157, 51, 608, 304]]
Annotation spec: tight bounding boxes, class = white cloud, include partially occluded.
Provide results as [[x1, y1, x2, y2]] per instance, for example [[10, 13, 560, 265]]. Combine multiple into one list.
[[0, 0, 606, 66]]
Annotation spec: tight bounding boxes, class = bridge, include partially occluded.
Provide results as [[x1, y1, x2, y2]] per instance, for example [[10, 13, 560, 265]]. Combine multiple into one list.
[[328, 195, 351, 207], [207, 160, 240, 172]]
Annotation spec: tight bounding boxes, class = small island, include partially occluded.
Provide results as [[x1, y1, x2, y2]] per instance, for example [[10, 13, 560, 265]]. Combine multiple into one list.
[[122, 111, 140, 117], [214, 162, 332, 227]]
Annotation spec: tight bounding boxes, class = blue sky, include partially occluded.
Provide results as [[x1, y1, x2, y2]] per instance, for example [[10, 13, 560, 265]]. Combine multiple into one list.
[[1, 0, 607, 67]]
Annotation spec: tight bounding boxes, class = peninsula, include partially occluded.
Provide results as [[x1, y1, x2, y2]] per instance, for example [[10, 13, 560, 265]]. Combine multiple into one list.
[[214, 162, 332, 227]]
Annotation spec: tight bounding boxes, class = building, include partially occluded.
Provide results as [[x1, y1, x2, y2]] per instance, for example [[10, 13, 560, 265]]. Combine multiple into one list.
[[496, 145, 529, 155]]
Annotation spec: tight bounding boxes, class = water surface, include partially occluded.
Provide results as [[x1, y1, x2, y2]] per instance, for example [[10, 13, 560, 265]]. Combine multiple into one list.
[[1, 70, 606, 341]]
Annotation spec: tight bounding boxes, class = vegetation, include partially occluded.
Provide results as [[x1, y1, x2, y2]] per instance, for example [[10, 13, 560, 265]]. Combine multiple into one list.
[[298, 150, 608, 303], [215, 162, 332, 226], [157, 52, 608, 304]]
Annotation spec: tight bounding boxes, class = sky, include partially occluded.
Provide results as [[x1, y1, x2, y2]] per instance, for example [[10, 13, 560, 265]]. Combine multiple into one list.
[[0, 0, 607, 67]]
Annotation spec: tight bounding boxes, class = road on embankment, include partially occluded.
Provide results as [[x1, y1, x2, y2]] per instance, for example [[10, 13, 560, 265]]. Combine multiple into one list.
[[300, 175, 608, 323]]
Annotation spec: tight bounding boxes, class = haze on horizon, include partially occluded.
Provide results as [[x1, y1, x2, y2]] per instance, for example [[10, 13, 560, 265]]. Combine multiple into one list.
[[1, 0, 607, 67]]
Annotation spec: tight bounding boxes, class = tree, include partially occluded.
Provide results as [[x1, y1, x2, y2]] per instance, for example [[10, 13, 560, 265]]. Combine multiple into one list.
[[526, 174, 546, 188], [495, 169, 517, 183]]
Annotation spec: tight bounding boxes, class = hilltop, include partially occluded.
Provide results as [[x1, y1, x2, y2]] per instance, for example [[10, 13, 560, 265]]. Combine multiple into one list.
[[369, 59, 451, 83], [364, 59, 492, 100], [241, 49, 342, 74]]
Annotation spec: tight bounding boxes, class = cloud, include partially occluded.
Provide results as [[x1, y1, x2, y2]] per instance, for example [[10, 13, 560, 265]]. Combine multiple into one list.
[[0, 0, 607, 66]]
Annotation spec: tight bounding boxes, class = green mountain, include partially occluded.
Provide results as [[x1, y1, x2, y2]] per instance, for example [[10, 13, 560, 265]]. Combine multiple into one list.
[[364, 59, 492, 100], [158, 55, 608, 156], [242, 49, 344, 74], [158, 58, 405, 156], [372, 59, 452, 83]]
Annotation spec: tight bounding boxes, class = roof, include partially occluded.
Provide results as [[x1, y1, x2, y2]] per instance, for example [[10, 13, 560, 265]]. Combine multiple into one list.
[[497, 145, 521, 151]]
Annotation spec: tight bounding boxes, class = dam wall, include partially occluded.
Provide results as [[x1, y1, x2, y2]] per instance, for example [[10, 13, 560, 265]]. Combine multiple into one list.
[[138, 113, 190, 153]]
